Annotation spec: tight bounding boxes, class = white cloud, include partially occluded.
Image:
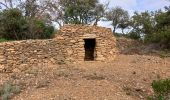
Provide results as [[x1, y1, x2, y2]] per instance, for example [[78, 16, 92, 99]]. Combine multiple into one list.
[[100, 0, 170, 13], [100, 0, 137, 10], [138, 0, 170, 11], [99, 0, 170, 31], [108, 0, 137, 9]]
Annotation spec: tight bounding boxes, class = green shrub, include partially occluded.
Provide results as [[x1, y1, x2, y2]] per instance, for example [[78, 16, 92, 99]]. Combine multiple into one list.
[[0, 83, 21, 100], [0, 8, 28, 40], [128, 32, 141, 40], [144, 28, 170, 49], [149, 78, 170, 100], [0, 8, 54, 40], [30, 19, 55, 39], [0, 38, 8, 42], [113, 32, 129, 38], [114, 32, 141, 40], [114, 33, 124, 37]]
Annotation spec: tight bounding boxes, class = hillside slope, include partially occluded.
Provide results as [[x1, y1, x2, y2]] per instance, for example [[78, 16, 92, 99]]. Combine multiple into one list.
[[0, 37, 170, 100]]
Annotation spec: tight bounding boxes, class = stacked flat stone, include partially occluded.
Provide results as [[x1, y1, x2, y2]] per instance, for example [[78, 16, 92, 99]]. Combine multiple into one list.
[[0, 24, 117, 73], [56, 24, 117, 61]]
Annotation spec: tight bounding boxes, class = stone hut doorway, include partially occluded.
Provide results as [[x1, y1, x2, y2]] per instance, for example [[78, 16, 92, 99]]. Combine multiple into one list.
[[84, 39, 96, 61]]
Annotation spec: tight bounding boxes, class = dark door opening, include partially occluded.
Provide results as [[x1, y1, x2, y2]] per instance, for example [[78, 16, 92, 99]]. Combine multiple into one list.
[[84, 39, 96, 61]]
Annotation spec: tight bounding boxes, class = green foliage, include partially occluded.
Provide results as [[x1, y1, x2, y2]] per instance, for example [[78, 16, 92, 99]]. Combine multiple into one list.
[[114, 32, 141, 40], [152, 8, 170, 48], [0, 8, 54, 40], [129, 7, 170, 49], [106, 7, 130, 33], [0, 83, 21, 100], [114, 33, 125, 37], [149, 78, 170, 100], [0, 38, 8, 42], [128, 32, 141, 40], [130, 11, 155, 36], [113, 33, 128, 38], [59, 0, 103, 24], [27, 19, 55, 39], [145, 29, 170, 44], [0, 8, 27, 40], [44, 25, 55, 38]]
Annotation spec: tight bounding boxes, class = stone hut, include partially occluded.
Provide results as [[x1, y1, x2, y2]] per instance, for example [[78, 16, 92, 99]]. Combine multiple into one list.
[[55, 24, 117, 61], [0, 24, 117, 72]]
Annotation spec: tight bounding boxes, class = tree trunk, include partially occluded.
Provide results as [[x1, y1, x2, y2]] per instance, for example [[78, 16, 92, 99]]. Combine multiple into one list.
[[122, 29, 124, 34], [93, 18, 99, 26], [113, 27, 116, 33]]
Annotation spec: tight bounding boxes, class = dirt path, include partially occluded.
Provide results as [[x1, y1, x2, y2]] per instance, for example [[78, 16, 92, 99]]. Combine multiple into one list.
[[6, 54, 169, 100]]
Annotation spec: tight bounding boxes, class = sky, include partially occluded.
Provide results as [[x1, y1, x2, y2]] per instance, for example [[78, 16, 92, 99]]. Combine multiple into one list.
[[1, 0, 167, 31], [98, 0, 170, 31], [100, 0, 170, 15]]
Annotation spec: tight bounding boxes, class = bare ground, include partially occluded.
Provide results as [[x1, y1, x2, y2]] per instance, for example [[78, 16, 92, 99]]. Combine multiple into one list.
[[0, 54, 169, 100]]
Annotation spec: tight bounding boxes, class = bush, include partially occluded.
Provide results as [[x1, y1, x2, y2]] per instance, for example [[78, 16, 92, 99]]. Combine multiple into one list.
[[114, 32, 141, 40], [0, 8, 54, 40], [114, 33, 130, 38], [0, 38, 8, 42], [0, 83, 21, 100], [25, 19, 55, 39], [149, 78, 170, 100], [128, 32, 141, 40], [144, 28, 170, 49], [114, 33, 125, 37], [0, 8, 28, 40]]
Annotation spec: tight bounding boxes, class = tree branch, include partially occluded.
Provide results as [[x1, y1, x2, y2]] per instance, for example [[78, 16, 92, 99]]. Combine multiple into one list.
[[0, 2, 9, 9]]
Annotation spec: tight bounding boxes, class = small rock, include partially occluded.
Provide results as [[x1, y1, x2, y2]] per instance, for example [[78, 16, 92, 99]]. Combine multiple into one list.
[[139, 95, 144, 99], [0, 65, 5, 72], [70, 40, 76, 43], [13, 68, 21, 73], [133, 71, 136, 74]]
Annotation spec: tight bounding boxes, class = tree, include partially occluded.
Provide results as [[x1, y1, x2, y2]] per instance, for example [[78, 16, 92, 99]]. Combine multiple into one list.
[[0, 0, 56, 40], [128, 7, 170, 48], [153, 7, 170, 48], [0, 0, 60, 23], [93, 4, 105, 26], [59, 0, 105, 24], [93, 2, 109, 26], [106, 7, 129, 33], [0, 0, 15, 9], [0, 8, 28, 40], [130, 11, 155, 37], [0, 2, 9, 9], [18, 0, 59, 22], [0, 8, 54, 40], [117, 12, 129, 34]]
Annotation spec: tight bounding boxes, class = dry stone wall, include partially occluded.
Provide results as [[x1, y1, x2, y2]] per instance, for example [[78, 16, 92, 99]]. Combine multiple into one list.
[[0, 24, 117, 73], [0, 39, 69, 73], [56, 24, 117, 61]]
